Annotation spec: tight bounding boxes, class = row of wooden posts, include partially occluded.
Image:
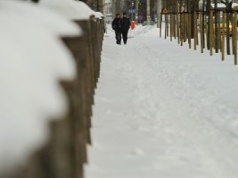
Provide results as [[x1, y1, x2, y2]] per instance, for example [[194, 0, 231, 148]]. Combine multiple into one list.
[[10, 16, 105, 178], [160, 9, 238, 64]]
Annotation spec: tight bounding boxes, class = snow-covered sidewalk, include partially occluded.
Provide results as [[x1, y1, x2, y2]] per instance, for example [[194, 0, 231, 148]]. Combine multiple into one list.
[[85, 25, 238, 178]]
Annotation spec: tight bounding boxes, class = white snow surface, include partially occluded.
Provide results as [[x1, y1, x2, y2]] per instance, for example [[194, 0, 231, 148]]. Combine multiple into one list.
[[39, 0, 95, 20], [85, 25, 238, 178], [0, 0, 77, 174]]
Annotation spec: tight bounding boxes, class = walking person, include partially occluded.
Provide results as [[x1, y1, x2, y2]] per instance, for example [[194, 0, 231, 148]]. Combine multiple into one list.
[[111, 13, 122, 45], [120, 12, 131, 44]]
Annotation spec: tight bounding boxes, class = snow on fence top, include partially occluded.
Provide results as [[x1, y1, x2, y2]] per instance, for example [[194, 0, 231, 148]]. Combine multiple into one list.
[[0, 0, 78, 174], [210, 2, 238, 9], [232, 3, 238, 8], [210, 3, 226, 9], [0, 0, 82, 37], [39, 0, 95, 20], [95, 12, 104, 20]]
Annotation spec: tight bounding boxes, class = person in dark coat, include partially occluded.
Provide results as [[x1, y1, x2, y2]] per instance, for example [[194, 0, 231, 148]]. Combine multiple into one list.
[[120, 12, 131, 44], [111, 13, 122, 45]]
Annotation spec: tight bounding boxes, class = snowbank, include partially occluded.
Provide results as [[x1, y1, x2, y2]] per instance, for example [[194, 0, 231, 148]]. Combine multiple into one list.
[[0, 0, 79, 174]]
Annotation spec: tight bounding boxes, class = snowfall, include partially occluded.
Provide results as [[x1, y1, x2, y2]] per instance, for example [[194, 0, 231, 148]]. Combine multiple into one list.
[[85, 24, 238, 178], [1, 0, 238, 177]]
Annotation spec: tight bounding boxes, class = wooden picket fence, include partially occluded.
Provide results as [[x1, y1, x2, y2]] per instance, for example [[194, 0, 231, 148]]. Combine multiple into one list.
[[8, 15, 104, 178], [160, 8, 238, 64]]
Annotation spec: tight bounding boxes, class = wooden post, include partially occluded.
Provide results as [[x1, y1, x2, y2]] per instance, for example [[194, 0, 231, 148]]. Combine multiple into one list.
[[165, 14, 168, 39], [233, 12, 237, 64], [214, 10, 219, 53], [204, 11, 207, 50], [54, 81, 79, 178], [209, 9, 214, 55], [77, 19, 95, 100], [174, 14, 177, 39], [157, 0, 162, 28], [180, 13, 184, 46], [184, 13, 187, 42], [221, 11, 225, 61], [188, 12, 192, 49], [170, 14, 173, 41], [226, 10, 231, 55], [61, 35, 89, 165], [147, 0, 150, 25], [194, 11, 198, 50], [200, 12, 204, 53], [177, 13, 180, 44], [159, 13, 162, 37], [60, 26, 96, 178], [217, 10, 221, 51]]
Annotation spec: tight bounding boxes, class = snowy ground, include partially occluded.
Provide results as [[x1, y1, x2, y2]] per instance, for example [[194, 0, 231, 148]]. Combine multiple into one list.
[[85, 24, 238, 178]]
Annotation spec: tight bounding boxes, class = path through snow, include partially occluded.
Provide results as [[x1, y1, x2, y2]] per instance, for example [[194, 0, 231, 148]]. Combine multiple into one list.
[[85, 25, 238, 178]]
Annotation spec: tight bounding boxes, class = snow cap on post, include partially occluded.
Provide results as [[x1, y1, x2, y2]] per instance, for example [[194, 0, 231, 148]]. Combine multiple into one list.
[[95, 12, 104, 20], [232, 3, 238, 9], [0, 0, 81, 37], [39, 0, 96, 20]]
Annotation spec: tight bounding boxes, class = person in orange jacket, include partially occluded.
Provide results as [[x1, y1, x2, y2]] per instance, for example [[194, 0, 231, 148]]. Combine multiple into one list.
[[131, 20, 136, 30]]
